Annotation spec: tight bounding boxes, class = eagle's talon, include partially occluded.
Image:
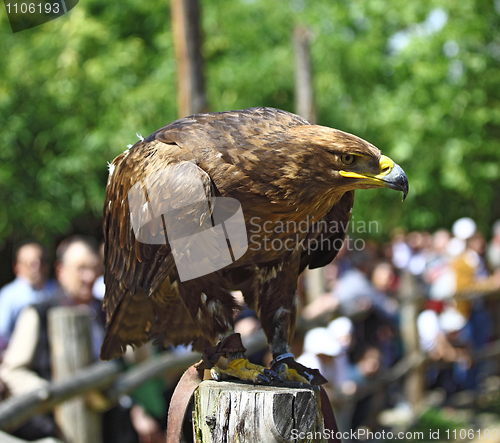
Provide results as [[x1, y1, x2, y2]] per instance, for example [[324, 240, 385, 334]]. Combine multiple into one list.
[[257, 373, 271, 384], [210, 368, 229, 381], [263, 368, 284, 383], [275, 363, 310, 384], [211, 358, 271, 384]]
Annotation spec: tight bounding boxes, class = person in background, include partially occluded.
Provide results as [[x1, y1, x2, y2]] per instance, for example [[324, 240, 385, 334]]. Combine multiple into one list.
[[451, 219, 500, 300], [487, 220, 500, 271], [406, 231, 430, 277], [0, 236, 163, 443], [334, 249, 398, 323], [327, 317, 355, 394], [92, 241, 106, 301], [450, 219, 500, 348], [439, 307, 474, 392], [347, 344, 383, 433], [371, 261, 398, 298], [391, 228, 412, 272], [326, 317, 356, 439], [424, 229, 454, 301], [417, 303, 471, 397], [486, 220, 500, 340], [0, 241, 56, 359], [296, 327, 340, 388]]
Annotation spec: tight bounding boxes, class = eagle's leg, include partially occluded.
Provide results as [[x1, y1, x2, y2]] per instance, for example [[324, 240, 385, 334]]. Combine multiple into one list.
[[263, 293, 309, 384], [253, 259, 310, 384], [263, 301, 328, 385]]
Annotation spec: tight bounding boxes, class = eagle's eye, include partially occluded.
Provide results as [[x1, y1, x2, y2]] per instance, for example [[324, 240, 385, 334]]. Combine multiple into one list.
[[341, 154, 356, 166]]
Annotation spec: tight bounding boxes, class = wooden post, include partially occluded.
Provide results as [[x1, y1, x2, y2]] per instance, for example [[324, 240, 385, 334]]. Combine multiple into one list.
[[304, 268, 325, 304], [293, 26, 316, 124], [171, 0, 207, 117], [193, 380, 326, 442], [399, 273, 426, 412], [294, 25, 323, 304], [48, 306, 102, 443]]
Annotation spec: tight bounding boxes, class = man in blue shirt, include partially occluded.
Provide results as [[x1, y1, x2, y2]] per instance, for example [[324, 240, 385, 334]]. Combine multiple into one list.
[[0, 241, 56, 357]]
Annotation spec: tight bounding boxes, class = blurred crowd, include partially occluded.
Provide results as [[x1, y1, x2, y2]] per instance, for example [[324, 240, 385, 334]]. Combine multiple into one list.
[[0, 217, 500, 441], [286, 217, 500, 437], [0, 236, 165, 443]]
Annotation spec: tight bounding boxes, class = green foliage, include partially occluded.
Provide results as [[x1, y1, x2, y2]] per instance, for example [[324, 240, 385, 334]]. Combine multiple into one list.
[[0, 1, 177, 242], [0, 0, 499, 245], [295, 0, 500, 236]]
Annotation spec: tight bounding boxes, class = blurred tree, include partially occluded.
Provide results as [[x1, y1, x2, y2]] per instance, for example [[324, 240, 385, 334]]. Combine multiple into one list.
[[298, 0, 500, 236], [0, 0, 499, 252], [0, 0, 178, 246]]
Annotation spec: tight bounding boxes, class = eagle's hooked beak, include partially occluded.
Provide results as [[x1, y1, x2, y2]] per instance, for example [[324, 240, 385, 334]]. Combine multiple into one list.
[[378, 156, 409, 201], [339, 155, 409, 201]]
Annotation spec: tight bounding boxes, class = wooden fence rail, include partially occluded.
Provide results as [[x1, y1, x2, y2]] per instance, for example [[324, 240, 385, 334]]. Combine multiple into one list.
[[0, 361, 120, 432], [0, 332, 268, 432]]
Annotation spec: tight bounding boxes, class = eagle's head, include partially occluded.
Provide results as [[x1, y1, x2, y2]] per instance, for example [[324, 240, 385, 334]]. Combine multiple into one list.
[[282, 125, 409, 202], [330, 134, 409, 201]]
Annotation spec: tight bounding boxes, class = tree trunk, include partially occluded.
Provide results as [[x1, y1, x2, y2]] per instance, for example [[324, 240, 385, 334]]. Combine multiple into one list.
[[293, 26, 316, 124], [171, 0, 207, 117]]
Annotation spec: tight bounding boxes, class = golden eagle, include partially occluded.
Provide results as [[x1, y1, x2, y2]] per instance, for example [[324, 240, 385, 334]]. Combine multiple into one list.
[[100, 107, 408, 383]]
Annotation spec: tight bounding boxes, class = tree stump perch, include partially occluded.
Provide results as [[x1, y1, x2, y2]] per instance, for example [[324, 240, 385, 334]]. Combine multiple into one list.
[[193, 380, 327, 442]]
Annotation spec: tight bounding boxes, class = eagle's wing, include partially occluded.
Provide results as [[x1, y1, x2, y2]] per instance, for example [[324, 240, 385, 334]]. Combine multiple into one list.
[[101, 140, 216, 359], [299, 191, 354, 273]]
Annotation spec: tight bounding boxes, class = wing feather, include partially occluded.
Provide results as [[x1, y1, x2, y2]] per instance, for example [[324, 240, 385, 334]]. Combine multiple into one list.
[[101, 139, 216, 359]]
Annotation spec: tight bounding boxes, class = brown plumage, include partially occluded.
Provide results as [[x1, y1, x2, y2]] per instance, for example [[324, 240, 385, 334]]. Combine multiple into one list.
[[100, 107, 408, 370]]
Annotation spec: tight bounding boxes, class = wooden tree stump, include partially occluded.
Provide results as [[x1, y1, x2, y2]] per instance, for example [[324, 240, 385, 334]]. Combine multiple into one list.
[[193, 380, 326, 443]]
